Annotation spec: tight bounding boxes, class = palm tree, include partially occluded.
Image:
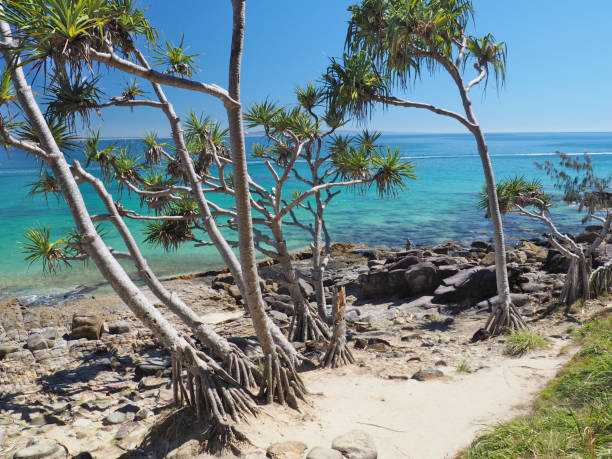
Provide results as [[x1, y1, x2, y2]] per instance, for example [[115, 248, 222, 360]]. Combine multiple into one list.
[[323, 0, 525, 336]]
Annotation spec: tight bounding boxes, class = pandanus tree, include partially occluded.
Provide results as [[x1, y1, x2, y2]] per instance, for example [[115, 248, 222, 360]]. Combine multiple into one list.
[[322, 0, 525, 335], [0, 0, 306, 445], [243, 91, 415, 342], [480, 155, 612, 310]]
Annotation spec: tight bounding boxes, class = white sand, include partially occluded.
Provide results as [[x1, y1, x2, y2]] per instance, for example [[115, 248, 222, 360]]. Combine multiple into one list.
[[242, 341, 574, 459]]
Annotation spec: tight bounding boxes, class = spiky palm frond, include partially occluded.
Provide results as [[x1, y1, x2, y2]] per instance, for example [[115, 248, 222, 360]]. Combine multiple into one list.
[[83, 129, 116, 180], [112, 146, 142, 190], [322, 51, 389, 120], [140, 169, 178, 212], [466, 33, 506, 87], [356, 129, 382, 153], [151, 34, 199, 77], [27, 169, 61, 203], [478, 175, 548, 217], [328, 134, 354, 157], [18, 116, 78, 152], [142, 131, 167, 165], [20, 225, 69, 273], [120, 78, 144, 100], [295, 82, 324, 111], [45, 71, 104, 129], [143, 220, 192, 251], [371, 146, 416, 197], [243, 100, 282, 130], [0, 68, 17, 106], [333, 144, 372, 182]]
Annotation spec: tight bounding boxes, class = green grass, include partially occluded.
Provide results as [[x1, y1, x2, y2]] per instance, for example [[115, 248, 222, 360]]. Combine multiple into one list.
[[504, 330, 548, 356], [456, 360, 472, 373], [461, 313, 612, 458]]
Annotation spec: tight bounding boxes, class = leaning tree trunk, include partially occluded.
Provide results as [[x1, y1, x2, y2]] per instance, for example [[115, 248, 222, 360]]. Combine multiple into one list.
[[225, 0, 305, 407], [323, 286, 354, 368], [75, 164, 261, 388], [312, 195, 330, 323], [560, 255, 591, 311], [473, 127, 526, 335], [0, 28, 255, 452], [271, 221, 330, 343], [130, 52, 299, 366]]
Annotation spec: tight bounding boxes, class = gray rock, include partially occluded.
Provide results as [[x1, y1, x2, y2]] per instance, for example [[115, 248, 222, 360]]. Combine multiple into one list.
[[0, 343, 19, 359], [135, 407, 151, 421], [135, 362, 166, 379], [307, 447, 343, 459], [360, 262, 440, 298], [72, 418, 92, 428], [108, 320, 131, 334], [103, 411, 127, 425], [26, 334, 49, 352], [386, 255, 420, 271], [114, 421, 139, 440], [331, 430, 377, 459], [299, 278, 315, 299], [13, 440, 59, 459], [0, 426, 5, 443], [433, 265, 515, 304], [475, 293, 531, 309], [39, 327, 59, 341], [412, 367, 444, 381]]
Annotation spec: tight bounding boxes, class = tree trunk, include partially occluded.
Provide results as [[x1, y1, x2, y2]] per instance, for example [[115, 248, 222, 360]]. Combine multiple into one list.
[[271, 221, 330, 342], [323, 286, 354, 368], [561, 255, 591, 311], [0, 22, 255, 450], [225, 0, 305, 407], [312, 198, 329, 323], [74, 164, 260, 388], [473, 127, 527, 335]]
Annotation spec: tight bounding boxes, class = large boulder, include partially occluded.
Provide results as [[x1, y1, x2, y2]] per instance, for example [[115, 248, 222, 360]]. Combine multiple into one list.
[[71, 314, 103, 340], [515, 240, 547, 263], [360, 262, 440, 298], [543, 250, 572, 274], [433, 265, 513, 304]]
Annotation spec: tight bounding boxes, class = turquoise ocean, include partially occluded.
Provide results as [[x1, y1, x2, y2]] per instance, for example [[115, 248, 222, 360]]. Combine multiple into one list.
[[1, 132, 611, 302]]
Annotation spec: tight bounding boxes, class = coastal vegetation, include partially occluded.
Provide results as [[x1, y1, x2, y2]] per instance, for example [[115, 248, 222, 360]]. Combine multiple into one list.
[[322, 0, 526, 336], [0, 0, 610, 457], [463, 312, 612, 458]]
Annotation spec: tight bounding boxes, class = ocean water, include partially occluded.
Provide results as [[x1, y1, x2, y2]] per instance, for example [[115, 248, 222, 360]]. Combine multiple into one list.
[[1, 132, 611, 300]]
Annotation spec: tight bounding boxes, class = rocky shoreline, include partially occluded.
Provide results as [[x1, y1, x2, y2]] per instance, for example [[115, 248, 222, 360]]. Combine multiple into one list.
[[1, 233, 610, 458]]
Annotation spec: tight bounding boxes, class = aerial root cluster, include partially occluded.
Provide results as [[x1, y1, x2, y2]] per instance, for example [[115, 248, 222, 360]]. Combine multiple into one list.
[[258, 346, 306, 410], [170, 342, 257, 453], [484, 302, 527, 336], [225, 343, 262, 388], [290, 303, 331, 343]]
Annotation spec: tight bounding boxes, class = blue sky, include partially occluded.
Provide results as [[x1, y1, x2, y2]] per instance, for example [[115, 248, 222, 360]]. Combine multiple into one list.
[[88, 0, 612, 137]]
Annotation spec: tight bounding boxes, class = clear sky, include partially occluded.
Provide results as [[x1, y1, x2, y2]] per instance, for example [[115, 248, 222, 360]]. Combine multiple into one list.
[[88, 0, 612, 138]]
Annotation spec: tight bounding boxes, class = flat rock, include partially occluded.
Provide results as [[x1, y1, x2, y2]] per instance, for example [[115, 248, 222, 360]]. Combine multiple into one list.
[[306, 447, 343, 459], [108, 320, 131, 334], [0, 343, 19, 359], [26, 334, 49, 352], [104, 411, 127, 425], [331, 430, 377, 459], [266, 440, 308, 459], [412, 367, 444, 381], [13, 440, 59, 459], [114, 421, 139, 440]]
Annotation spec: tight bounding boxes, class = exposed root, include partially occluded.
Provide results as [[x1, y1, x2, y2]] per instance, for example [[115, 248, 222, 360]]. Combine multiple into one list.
[[290, 303, 331, 342], [323, 286, 355, 368], [483, 302, 527, 337], [258, 346, 306, 410], [170, 339, 258, 453], [224, 343, 262, 389]]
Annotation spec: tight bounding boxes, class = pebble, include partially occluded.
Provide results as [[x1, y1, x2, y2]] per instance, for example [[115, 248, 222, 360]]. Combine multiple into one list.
[[13, 440, 59, 459], [267, 440, 308, 459], [103, 411, 127, 425], [412, 367, 444, 381]]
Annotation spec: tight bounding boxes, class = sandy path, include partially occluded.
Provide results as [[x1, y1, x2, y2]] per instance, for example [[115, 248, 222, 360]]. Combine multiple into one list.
[[242, 341, 573, 459]]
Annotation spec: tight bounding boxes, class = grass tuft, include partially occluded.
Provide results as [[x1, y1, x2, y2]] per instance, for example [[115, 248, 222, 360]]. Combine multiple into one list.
[[504, 330, 548, 356], [456, 360, 472, 373], [461, 313, 612, 459]]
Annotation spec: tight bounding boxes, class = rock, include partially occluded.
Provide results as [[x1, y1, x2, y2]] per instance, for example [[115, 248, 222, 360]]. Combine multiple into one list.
[[266, 440, 308, 459], [360, 262, 440, 298], [13, 440, 59, 459], [0, 343, 19, 359], [228, 284, 242, 300], [516, 241, 547, 262], [135, 362, 166, 379], [0, 426, 5, 443], [543, 250, 571, 274], [386, 255, 420, 271], [26, 334, 49, 351], [475, 293, 531, 309], [412, 367, 444, 381], [269, 310, 289, 323], [135, 407, 151, 421], [519, 282, 546, 293], [480, 252, 495, 265], [331, 430, 377, 459], [114, 421, 139, 440], [103, 411, 127, 425], [72, 418, 92, 428], [299, 278, 315, 299], [108, 320, 131, 334], [576, 229, 600, 244], [434, 266, 510, 304], [167, 439, 201, 459], [241, 452, 267, 459], [306, 447, 343, 459], [71, 314, 103, 340], [28, 414, 47, 426]]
